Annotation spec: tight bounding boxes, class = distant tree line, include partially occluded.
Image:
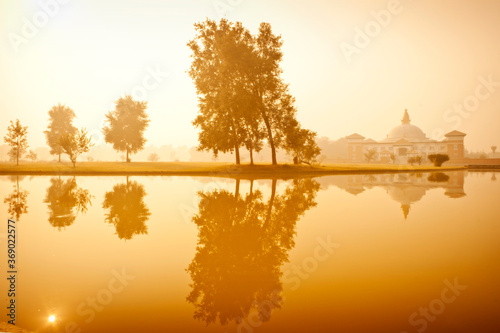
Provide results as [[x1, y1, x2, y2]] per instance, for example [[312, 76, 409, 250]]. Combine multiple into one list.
[[3, 94, 150, 167]]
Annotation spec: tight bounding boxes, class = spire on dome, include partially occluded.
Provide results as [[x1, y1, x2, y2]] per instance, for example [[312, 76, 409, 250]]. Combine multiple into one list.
[[401, 109, 411, 124], [401, 204, 410, 220]]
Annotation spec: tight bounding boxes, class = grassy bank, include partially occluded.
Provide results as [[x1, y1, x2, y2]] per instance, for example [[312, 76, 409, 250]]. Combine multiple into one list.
[[0, 161, 467, 178]]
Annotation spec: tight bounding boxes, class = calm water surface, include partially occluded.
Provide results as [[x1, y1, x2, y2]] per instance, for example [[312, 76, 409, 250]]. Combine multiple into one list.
[[1, 171, 499, 332]]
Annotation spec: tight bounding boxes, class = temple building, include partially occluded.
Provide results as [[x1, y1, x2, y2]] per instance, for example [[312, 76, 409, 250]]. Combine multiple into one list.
[[347, 110, 466, 163]]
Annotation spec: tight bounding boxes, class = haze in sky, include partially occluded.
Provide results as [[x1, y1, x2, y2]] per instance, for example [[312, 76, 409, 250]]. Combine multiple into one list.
[[1, 0, 499, 152]]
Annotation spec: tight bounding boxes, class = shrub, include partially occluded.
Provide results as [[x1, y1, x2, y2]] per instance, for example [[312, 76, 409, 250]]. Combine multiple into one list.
[[428, 154, 449, 167]]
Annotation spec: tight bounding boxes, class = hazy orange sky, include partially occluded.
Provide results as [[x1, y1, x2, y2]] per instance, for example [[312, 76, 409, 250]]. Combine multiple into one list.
[[1, 0, 499, 152]]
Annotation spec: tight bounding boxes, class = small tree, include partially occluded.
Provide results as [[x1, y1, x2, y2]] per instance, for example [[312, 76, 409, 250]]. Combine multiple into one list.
[[59, 128, 93, 167], [284, 127, 321, 165], [26, 150, 37, 161], [4, 120, 29, 166], [408, 155, 423, 166], [148, 153, 160, 162], [492, 146, 497, 155], [389, 153, 396, 164], [428, 154, 449, 167], [364, 148, 378, 163]]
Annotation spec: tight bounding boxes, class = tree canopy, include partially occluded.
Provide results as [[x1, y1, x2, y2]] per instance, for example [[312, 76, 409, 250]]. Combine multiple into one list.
[[4, 119, 29, 166], [186, 178, 320, 325], [103, 95, 150, 162], [188, 19, 320, 165], [3, 176, 29, 221], [59, 128, 93, 167], [44, 177, 93, 229], [44, 104, 77, 162], [102, 179, 151, 240]]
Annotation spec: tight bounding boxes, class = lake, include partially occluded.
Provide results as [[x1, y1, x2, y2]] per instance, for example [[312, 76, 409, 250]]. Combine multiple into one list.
[[1, 170, 499, 332]]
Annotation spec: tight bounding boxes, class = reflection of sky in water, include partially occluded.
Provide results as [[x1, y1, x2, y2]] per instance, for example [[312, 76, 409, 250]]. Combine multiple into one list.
[[0, 171, 499, 333]]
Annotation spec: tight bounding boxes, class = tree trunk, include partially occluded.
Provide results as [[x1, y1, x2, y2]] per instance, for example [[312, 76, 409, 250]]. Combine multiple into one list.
[[235, 179, 240, 197], [264, 179, 277, 228], [72, 159, 76, 168], [58, 154, 61, 163], [249, 148, 254, 165], [235, 145, 240, 165], [260, 111, 277, 165], [16, 139, 19, 166], [250, 179, 254, 196], [126, 148, 129, 163]]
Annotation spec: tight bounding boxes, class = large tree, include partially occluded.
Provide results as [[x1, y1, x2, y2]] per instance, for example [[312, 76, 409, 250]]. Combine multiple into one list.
[[186, 178, 320, 326], [188, 19, 318, 165], [251, 23, 292, 165], [189, 20, 256, 164], [44, 104, 77, 162], [103, 95, 150, 162], [4, 119, 29, 166]]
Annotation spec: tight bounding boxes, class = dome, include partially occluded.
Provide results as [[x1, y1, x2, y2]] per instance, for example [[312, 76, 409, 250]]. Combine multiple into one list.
[[388, 124, 426, 140], [387, 109, 427, 140]]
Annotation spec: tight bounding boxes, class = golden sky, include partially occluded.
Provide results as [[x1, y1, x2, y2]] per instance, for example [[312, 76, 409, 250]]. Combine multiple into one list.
[[1, 0, 499, 151]]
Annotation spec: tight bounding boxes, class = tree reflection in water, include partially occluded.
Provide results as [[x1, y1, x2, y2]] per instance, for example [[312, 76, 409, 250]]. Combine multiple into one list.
[[102, 177, 151, 240], [44, 177, 93, 229], [186, 178, 320, 326], [4, 176, 29, 221]]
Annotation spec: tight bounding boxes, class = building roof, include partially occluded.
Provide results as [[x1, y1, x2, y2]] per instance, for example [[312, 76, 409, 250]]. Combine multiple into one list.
[[365, 138, 376, 143], [445, 130, 467, 137], [393, 138, 411, 145], [346, 133, 365, 140]]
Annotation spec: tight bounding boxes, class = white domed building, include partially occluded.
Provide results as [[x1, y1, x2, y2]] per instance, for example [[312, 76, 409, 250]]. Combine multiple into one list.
[[347, 110, 466, 163]]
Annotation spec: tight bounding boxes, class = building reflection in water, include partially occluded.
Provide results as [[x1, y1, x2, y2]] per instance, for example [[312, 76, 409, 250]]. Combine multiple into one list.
[[44, 177, 93, 229], [319, 171, 466, 219], [186, 178, 320, 326], [4, 175, 29, 221], [102, 177, 151, 240]]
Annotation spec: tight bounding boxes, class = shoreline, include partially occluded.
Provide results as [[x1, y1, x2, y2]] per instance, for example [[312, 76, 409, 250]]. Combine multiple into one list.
[[0, 162, 468, 178]]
